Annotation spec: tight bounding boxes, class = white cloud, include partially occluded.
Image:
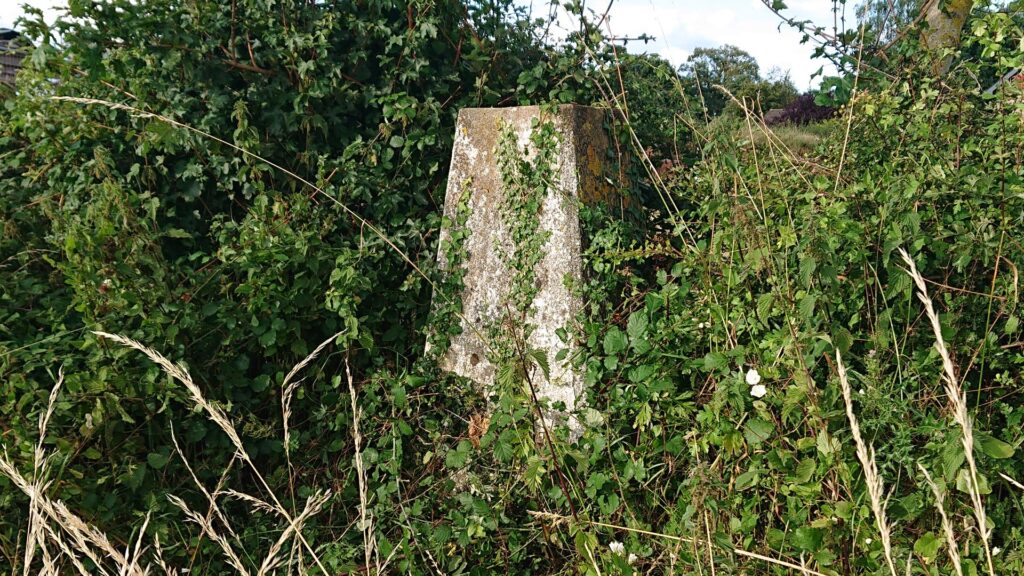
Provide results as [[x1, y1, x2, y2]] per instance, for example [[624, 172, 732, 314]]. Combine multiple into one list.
[[598, 0, 840, 89]]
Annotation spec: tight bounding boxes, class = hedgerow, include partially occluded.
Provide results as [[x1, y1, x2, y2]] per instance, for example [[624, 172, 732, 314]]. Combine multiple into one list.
[[1, 1, 1023, 575]]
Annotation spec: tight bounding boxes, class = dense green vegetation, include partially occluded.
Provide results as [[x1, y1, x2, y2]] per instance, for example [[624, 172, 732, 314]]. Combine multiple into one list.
[[1, 1, 1023, 575]]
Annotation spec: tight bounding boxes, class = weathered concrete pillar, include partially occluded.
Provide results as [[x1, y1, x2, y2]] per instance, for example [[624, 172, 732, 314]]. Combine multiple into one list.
[[431, 105, 617, 430]]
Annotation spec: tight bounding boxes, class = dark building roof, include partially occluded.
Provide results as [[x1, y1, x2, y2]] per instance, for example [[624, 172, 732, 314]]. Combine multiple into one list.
[[0, 28, 28, 86]]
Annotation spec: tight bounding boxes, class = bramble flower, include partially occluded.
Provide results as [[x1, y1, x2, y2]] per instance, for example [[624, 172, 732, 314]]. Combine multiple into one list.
[[750, 384, 767, 398], [609, 541, 625, 555], [745, 368, 761, 386]]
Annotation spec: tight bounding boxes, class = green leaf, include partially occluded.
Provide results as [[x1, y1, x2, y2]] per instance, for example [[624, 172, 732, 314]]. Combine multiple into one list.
[[816, 431, 840, 456], [633, 403, 652, 430], [626, 310, 648, 343], [163, 228, 192, 239], [494, 430, 516, 462], [146, 452, 169, 469], [527, 348, 550, 380], [744, 418, 774, 446], [974, 432, 1014, 459], [703, 351, 728, 372], [756, 292, 774, 323], [1005, 315, 1020, 334], [833, 328, 853, 354], [603, 327, 628, 355], [735, 467, 758, 491], [792, 527, 823, 552], [771, 0, 787, 10], [445, 440, 473, 468], [914, 532, 942, 561], [955, 469, 992, 495], [789, 458, 816, 484], [798, 294, 817, 320]]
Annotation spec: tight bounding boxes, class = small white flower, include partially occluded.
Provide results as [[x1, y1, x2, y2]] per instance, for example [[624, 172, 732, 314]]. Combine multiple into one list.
[[865, 538, 873, 545], [609, 541, 625, 555], [858, 388, 865, 395], [745, 368, 762, 386], [750, 384, 767, 398], [993, 547, 1001, 556], [627, 553, 638, 565]]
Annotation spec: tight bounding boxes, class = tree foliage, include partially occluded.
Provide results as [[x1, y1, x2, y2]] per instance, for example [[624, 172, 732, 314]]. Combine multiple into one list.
[[679, 44, 797, 118]]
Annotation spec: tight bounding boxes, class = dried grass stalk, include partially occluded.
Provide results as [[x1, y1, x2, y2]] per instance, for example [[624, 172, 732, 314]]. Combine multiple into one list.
[[835, 350, 898, 576], [898, 249, 994, 576], [919, 464, 964, 576], [93, 331, 331, 575]]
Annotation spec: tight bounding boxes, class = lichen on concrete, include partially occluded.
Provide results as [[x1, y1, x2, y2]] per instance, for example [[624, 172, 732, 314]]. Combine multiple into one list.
[[430, 105, 617, 433]]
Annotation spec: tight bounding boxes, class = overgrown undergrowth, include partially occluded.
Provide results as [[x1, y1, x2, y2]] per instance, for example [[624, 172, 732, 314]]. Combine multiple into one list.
[[2, 2, 1024, 575]]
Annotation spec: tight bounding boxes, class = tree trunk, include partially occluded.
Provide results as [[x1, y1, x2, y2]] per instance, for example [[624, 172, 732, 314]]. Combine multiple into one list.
[[920, 0, 976, 76]]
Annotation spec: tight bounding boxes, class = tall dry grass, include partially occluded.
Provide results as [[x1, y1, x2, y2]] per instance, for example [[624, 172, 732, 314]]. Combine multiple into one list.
[[827, 249, 999, 576], [899, 249, 995, 576], [0, 331, 352, 575]]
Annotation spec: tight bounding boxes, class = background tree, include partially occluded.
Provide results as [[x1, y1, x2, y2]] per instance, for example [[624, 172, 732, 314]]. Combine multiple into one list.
[[857, 0, 924, 46], [679, 45, 798, 118], [680, 44, 761, 116], [734, 67, 799, 113], [613, 52, 697, 160]]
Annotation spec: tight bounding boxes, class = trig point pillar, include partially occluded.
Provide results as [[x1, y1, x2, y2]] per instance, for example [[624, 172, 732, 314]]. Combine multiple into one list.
[[431, 104, 618, 431]]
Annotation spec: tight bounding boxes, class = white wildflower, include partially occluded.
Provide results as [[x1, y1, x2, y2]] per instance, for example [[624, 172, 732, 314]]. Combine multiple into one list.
[[609, 541, 625, 555], [627, 553, 638, 565], [865, 538, 873, 545], [750, 384, 767, 398], [745, 368, 761, 386], [993, 547, 1001, 556], [858, 388, 865, 395]]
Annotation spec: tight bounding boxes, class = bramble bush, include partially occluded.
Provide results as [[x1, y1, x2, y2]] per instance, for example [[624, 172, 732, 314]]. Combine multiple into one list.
[[1, 1, 1023, 575], [0, 0, 609, 571]]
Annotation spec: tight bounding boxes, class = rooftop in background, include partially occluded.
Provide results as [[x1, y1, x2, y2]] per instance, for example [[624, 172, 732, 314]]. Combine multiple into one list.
[[0, 28, 29, 86]]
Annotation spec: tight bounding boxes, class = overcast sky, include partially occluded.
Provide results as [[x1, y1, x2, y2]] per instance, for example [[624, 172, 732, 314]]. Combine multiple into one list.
[[1, 0, 842, 89]]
